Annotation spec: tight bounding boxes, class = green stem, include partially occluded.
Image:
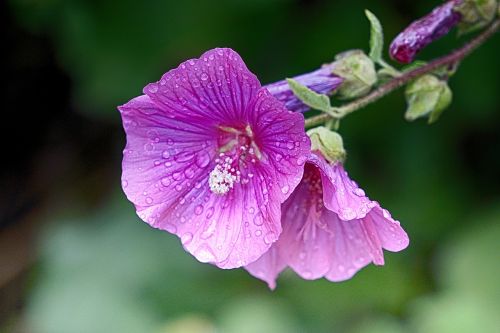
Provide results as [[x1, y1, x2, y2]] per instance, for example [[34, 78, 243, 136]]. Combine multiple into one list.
[[305, 18, 500, 128]]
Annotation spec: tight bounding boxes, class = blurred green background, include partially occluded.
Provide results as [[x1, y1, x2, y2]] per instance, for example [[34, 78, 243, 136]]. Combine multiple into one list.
[[2, 0, 499, 332]]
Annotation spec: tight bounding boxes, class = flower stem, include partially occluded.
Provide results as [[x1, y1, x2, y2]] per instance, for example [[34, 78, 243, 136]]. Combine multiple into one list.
[[304, 19, 500, 128]]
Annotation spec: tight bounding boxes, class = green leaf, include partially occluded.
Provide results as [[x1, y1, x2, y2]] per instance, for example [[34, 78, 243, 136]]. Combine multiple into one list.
[[365, 9, 384, 63], [286, 78, 333, 113]]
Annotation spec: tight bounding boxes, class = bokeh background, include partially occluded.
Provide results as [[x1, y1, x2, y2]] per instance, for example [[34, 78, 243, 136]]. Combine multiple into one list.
[[2, 0, 499, 332]]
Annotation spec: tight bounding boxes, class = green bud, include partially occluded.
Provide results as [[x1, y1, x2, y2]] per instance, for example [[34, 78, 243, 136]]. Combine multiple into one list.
[[405, 74, 452, 124], [455, 0, 498, 34], [307, 126, 346, 163], [332, 50, 377, 100]]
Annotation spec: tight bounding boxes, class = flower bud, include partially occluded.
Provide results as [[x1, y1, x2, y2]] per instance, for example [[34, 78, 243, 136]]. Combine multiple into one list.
[[331, 50, 377, 99], [389, 1, 462, 64], [264, 64, 343, 113], [455, 0, 498, 34], [307, 126, 346, 163], [405, 74, 452, 123]]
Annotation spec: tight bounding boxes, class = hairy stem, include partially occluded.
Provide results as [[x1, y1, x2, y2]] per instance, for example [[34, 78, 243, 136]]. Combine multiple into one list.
[[304, 19, 500, 128]]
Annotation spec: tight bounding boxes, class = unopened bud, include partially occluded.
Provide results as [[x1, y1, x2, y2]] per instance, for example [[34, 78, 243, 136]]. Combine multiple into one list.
[[307, 126, 346, 163], [332, 50, 377, 100], [405, 74, 452, 123], [455, 0, 498, 34]]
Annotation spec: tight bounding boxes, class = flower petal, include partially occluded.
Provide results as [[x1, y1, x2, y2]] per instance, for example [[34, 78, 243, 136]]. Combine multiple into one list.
[[321, 162, 376, 221], [324, 210, 385, 282], [366, 205, 410, 252], [144, 48, 261, 123], [244, 246, 286, 290], [275, 163, 333, 280], [119, 49, 311, 269]]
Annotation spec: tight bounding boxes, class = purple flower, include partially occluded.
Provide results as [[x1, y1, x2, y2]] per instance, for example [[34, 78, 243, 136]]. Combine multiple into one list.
[[245, 152, 409, 289], [390, 1, 462, 63], [264, 64, 343, 112], [119, 48, 311, 269]]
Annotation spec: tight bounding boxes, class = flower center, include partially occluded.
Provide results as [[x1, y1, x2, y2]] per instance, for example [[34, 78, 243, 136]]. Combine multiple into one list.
[[208, 125, 261, 195]]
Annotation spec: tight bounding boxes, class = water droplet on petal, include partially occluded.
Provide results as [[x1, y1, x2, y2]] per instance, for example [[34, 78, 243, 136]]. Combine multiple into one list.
[[353, 188, 365, 197], [162, 150, 171, 159], [181, 232, 193, 245], [340, 207, 356, 220], [195, 151, 211, 168], [281, 185, 290, 194], [175, 184, 183, 192], [206, 207, 215, 219], [253, 212, 264, 226], [145, 197, 153, 204], [201, 219, 217, 240], [194, 205, 203, 215], [195, 244, 217, 263], [275, 154, 283, 162], [164, 223, 177, 233], [200, 73, 209, 81], [161, 177, 171, 186], [264, 232, 276, 245]]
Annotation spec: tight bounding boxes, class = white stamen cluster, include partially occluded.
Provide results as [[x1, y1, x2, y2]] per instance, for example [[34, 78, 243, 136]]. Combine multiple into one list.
[[209, 155, 241, 195]]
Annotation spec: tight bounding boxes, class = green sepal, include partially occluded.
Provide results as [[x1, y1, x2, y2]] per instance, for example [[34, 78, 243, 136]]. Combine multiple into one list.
[[332, 50, 377, 100], [287, 78, 333, 114], [455, 0, 498, 35], [405, 74, 452, 123], [365, 9, 384, 63], [307, 126, 346, 163]]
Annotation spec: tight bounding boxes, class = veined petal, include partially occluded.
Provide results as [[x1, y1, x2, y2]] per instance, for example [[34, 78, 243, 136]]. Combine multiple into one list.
[[277, 164, 333, 280], [366, 205, 410, 252], [321, 162, 376, 221], [119, 48, 311, 269], [244, 246, 286, 290], [144, 48, 260, 123]]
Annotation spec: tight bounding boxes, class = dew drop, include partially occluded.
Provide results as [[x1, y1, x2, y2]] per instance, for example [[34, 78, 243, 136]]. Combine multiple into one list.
[[200, 73, 209, 81], [296, 155, 307, 166], [206, 207, 215, 219], [353, 188, 365, 197], [195, 244, 217, 263], [302, 270, 312, 279], [184, 167, 195, 179], [144, 143, 154, 151], [340, 207, 357, 220], [172, 172, 182, 181], [275, 154, 283, 162], [164, 223, 177, 233], [253, 212, 264, 226], [175, 184, 183, 192], [281, 185, 290, 194], [263, 232, 276, 245], [148, 84, 158, 93], [194, 205, 203, 215], [162, 150, 171, 159], [286, 141, 294, 150], [195, 151, 210, 168], [181, 232, 193, 245], [201, 219, 217, 240], [161, 177, 171, 186], [255, 230, 262, 237], [248, 207, 255, 214], [145, 197, 153, 204]]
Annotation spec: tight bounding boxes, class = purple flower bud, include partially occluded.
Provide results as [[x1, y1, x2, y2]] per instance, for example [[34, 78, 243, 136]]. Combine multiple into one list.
[[264, 64, 343, 112], [390, 1, 462, 63]]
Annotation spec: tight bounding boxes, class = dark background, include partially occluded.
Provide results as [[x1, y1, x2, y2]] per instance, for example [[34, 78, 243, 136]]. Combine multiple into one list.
[[2, 0, 499, 332]]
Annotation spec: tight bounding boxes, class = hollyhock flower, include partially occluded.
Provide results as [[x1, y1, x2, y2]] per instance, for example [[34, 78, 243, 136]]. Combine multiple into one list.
[[390, 0, 462, 63], [119, 48, 310, 269], [245, 151, 409, 289], [264, 64, 343, 112]]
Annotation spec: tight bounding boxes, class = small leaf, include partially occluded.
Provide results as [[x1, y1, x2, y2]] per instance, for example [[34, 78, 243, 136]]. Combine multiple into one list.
[[286, 78, 333, 113], [365, 9, 384, 63]]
